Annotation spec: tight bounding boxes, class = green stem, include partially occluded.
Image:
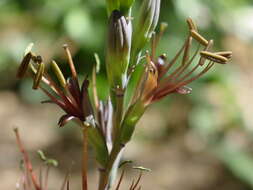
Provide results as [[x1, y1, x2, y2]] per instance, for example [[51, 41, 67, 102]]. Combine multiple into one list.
[[98, 88, 125, 190], [98, 142, 123, 190]]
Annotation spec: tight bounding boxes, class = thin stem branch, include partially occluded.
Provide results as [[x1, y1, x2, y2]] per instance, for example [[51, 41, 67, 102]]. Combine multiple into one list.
[[82, 127, 89, 190], [14, 128, 41, 190]]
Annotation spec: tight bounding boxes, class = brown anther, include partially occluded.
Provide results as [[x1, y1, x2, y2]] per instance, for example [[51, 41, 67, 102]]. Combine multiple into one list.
[[190, 30, 208, 46], [215, 51, 232, 59], [16, 52, 32, 78], [187, 18, 198, 31], [200, 51, 228, 64], [35, 55, 43, 63], [199, 40, 214, 66], [33, 62, 45, 89]]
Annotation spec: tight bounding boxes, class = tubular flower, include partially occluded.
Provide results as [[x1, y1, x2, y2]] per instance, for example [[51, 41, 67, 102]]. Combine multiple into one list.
[[106, 10, 131, 89], [17, 43, 94, 127], [135, 18, 232, 107]]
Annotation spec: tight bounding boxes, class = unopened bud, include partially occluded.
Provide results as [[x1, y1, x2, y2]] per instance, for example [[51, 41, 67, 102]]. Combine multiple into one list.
[[132, 0, 161, 54], [106, 10, 131, 88]]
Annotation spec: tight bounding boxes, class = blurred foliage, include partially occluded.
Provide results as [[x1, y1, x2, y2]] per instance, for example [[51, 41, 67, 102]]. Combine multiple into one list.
[[1, 0, 253, 188]]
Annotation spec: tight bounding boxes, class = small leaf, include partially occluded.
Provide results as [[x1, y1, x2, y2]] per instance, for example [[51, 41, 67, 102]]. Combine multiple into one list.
[[132, 166, 151, 172], [37, 150, 47, 161], [45, 159, 58, 167]]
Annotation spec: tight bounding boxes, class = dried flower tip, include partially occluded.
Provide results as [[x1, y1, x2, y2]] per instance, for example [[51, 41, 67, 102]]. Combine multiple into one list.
[[215, 51, 232, 59], [190, 30, 208, 46], [51, 60, 66, 88], [33, 62, 45, 89], [16, 52, 32, 78], [200, 51, 228, 64], [199, 40, 214, 66], [187, 18, 197, 31]]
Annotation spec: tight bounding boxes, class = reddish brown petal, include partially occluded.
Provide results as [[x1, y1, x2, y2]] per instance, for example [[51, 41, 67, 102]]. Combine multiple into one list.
[[40, 87, 72, 114], [81, 79, 93, 117], [67, 77, 81, 104]]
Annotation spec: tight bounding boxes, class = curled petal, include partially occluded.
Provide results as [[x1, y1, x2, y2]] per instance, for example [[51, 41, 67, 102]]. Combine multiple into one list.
[[58, 114, 83, 127]]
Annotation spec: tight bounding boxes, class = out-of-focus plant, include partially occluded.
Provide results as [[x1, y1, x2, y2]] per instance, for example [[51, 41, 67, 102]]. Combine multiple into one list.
[[16, 0, 232, 189]]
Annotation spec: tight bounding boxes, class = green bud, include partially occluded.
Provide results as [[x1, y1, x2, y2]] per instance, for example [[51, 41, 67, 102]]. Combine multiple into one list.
[[132, 0, 161, 57], [106, 10, 131, 89]]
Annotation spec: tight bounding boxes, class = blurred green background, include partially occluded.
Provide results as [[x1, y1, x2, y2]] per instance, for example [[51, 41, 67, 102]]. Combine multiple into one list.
[[1, 0, 253, 189]]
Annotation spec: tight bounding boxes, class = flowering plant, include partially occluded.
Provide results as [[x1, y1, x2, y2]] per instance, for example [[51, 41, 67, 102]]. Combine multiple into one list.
[[16, 0, 232, 189]]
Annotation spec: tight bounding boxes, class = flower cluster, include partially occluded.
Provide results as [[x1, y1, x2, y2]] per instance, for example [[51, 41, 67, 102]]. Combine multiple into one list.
[[17, 0, 232, 189]]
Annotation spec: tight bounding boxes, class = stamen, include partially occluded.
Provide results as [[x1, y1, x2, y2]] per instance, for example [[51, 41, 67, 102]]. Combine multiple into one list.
[[92, 53, 101, 114], [182, 37, 192, 65], [17, 52, 32, 78], [158, 43, 199, 88], [33, 62, 45, 89], [200, 51, 228, 64], [51, 60, 67, 88], [186, 18, 197, 31], [151, 32, 156, 59], [151, 22, 168, 59], [215, 51, 232, 59], [63, 44, 77, 79], [178, 61, 214, 86], [173, 44, 200, 80], [154, 61, 214, 100], [161, 38, 188, 77], [190, 30, 208, 46], [199, 40, 213, 66]]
